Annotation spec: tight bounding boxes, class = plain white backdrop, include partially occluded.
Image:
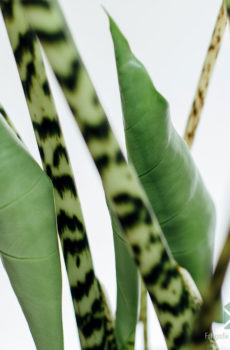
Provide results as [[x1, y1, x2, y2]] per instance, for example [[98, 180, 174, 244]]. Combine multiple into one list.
[[0, 0, 229, 349]]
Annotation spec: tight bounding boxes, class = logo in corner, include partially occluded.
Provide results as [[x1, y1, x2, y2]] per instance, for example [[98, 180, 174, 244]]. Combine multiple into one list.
[[224, 302, 230, 329]]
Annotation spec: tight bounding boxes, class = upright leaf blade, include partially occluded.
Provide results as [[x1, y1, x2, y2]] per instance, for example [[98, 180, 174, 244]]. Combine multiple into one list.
[[109, 16, 216, 295], [0, 112, 63, 350], [184, 2, 227, 147], [0, 2, 116, 347], [19, 1, 211, 348], [109, 204, 138, 350]]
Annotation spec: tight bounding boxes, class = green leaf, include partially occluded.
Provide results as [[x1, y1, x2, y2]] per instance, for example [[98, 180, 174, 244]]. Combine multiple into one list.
[[109, 202, 138, 350], [0, 113, 63, 350], [109, 16, 216, 295], [0, 1, 116, 346], [20, 1, 207, 347]]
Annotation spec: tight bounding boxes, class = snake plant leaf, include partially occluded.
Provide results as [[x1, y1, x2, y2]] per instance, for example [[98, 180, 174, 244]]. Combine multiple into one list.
[[109, 202, 138, 350], [19, 2, 215, 348], [1, 2, 138, 346], [0, 2, 116, 347], [0, 113, 63, 350], [109, 17, 216, 295]]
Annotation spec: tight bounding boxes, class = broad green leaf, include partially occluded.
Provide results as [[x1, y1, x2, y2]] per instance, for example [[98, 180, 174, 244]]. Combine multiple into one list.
[[0, 113, 63, 349], [109, 17, 216, 295]]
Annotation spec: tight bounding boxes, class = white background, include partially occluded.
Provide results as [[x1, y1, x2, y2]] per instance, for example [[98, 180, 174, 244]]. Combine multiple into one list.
[[0, 0, 229, 349]]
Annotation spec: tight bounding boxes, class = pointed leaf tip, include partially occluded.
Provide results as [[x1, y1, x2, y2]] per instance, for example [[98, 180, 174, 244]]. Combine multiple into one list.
[[109, 15, 133, 65], [102, 6, 125, 48], [101, 5, 110, 18]]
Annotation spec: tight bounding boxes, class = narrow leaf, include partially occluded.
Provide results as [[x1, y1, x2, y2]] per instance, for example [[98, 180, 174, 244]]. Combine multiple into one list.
[[0, 2, 116, 348], [109, 204, 138, 350], [184, 2, 227, 147]]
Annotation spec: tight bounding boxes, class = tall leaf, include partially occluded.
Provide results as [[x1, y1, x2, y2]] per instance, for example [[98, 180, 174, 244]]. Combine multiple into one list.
[[184, 2, 227, 147], [109, 16, 216, 296], [0, 111, 63, 349], [1, 2, 138, 348], [17, 1, 215, 348], [0, 2, 116, 348], [109, 204, 138, 350]]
